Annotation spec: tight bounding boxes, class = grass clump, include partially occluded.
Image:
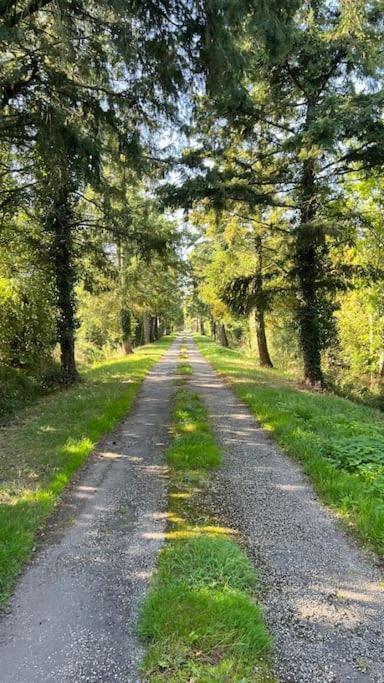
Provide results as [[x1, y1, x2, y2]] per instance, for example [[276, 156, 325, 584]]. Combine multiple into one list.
[[0, 337, 173, 606], [167, 388, 221, 471], [195, 335, 384, 557], [138, 352, 272, 682], [154, 535, 257, 592], [177, 344, 193, 377]]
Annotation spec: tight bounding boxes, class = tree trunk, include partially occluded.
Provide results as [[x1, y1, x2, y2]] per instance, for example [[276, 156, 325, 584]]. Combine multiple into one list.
[[143, 315, 151, 344], [379, 353, 384, 379], [151, 316, 159, 341], [117, 242, 133, 354], [255, 308, 273, 367], [134, 320, 144, 347], [157, 318, 164, 338], [295, 150, 324, 387], [199, 319, 205, 335], [218, 323, 229, 347], [121, 308, 133, 354], [248, 310, 257, 352], [369, 313, 375, 388], [50, 191, 78, 383], [254, 236, 273, 368], [379, 319, 384, 378], [211, 319, 217, 340]]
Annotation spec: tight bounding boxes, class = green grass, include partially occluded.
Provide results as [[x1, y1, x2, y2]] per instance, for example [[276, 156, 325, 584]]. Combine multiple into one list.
[[195, 335, 384, 557], [167, 389, 221, 471], [0, 337, 174, 606], [138, 354, 272, 682], [177, 344, 192, 376]]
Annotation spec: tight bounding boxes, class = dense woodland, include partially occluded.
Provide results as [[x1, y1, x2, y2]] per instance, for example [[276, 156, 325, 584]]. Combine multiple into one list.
[[2, 0, 384, 411]]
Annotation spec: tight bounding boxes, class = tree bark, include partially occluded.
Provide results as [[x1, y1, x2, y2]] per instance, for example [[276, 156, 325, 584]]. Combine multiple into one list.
[[117, 242, 133, 354], [199, 319, 205, 335], [121, 308, 133, 354], [134, 320, 144, 346], [211, 319, 217, 340], [379, 353, 384, 379], [151, 316, 159, 341], [143, 315, 151, 344], [295, 151, 324, 387], [254, 236, 273, 368], [255, 308, 273, 367], [218, 323, 229, 347], [379, 320, 384, 378], [248, 310, 257, 351], [50, 191, 78, 383]]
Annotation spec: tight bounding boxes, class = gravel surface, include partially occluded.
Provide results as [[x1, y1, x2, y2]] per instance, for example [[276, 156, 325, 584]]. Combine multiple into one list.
[[0, 340, 180, 683], [188, 338, 384, 683]]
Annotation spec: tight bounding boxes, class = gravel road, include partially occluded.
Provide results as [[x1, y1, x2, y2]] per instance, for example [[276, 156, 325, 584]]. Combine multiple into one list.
[[0, 339, 180, 683], [188, 338, 384, 683]]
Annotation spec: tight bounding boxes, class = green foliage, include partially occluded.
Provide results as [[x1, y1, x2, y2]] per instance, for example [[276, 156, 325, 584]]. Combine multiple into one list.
[[3, 1, 384, 397], [76, 288, 121, 362], [325, 435, 384, 475], [178, 0, 384, 386], [0, 218, 56, 371], [0, 0, 203, 379], [0, 274, 55, 369]]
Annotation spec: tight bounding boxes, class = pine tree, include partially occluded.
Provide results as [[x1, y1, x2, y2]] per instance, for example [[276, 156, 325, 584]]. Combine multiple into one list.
[[1, 1, 205, 379]]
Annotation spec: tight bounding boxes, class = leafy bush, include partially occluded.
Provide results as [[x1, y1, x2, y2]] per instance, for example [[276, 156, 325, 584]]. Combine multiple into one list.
[[39, 361, 65, 389], [326, 435, 384, 474], [0, 360, 67, 421], [0, 274, 55, 371], [0, 365, 40, 421]]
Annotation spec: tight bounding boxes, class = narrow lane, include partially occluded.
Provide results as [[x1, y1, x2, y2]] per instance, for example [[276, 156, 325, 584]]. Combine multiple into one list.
[[188, 337, 384, 683], [0, 339, 180, 683]]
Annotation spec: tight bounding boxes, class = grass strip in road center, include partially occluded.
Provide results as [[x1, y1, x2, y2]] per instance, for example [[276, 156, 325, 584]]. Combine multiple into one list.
[[0, 336, 174, 607], [195, 334, 384, 558], [138, 348, 272, 682]]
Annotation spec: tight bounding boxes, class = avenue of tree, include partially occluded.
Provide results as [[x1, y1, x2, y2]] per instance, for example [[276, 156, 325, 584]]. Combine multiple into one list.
[[1, 1, 384, 400]]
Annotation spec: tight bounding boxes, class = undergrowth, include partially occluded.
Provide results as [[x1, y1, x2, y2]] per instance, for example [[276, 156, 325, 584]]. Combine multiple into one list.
[[138, 347, 272, 682], [195, 335, 384, 557], [0, 363, 62, 424]]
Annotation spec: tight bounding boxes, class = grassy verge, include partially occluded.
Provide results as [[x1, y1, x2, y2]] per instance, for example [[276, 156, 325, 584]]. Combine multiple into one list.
[[138, 349, 272, 682], [0, 336, 173, 606], [195, 335, 384, 558]]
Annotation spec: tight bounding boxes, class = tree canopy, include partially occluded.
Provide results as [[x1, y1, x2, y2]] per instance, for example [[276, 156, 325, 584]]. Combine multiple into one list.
[[1, 0, 384, 400]]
